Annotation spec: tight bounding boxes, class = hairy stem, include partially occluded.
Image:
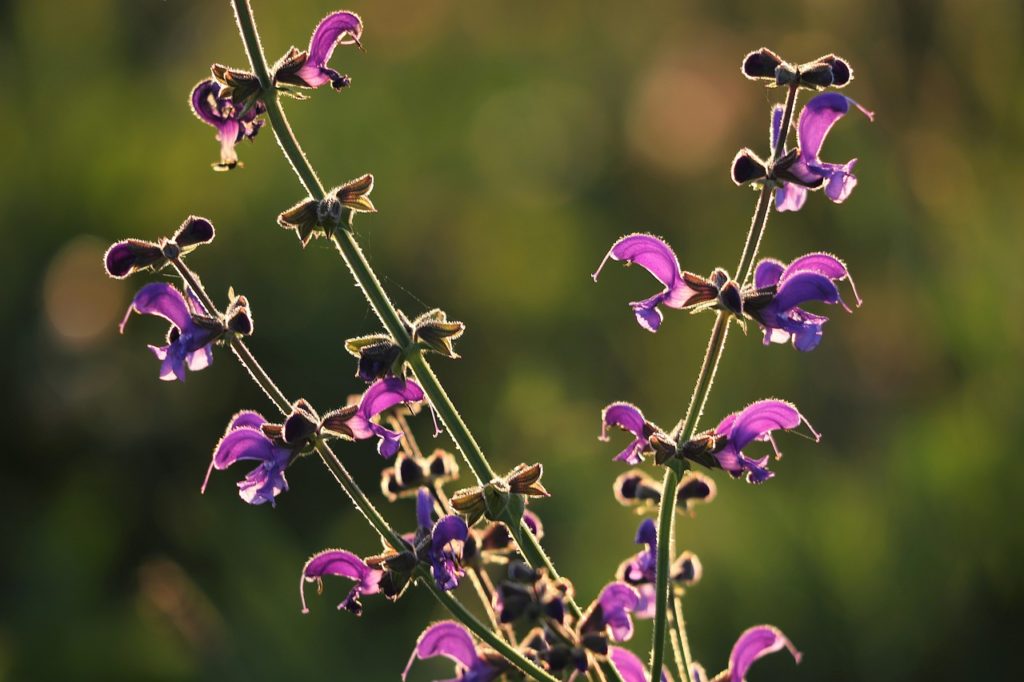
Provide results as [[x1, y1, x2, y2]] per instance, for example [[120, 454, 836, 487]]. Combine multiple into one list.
[[229, 4, 623, 680], [228, 2, 607, 679], [671, 593, 695, 679], [649, 82, 800, 681]]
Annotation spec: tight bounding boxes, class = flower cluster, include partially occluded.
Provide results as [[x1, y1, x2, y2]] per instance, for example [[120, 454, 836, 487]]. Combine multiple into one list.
[[107, 6, 874, 678]]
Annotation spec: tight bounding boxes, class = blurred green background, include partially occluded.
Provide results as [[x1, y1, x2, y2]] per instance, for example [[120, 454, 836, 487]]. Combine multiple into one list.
[[3, 0, 1022, 679]]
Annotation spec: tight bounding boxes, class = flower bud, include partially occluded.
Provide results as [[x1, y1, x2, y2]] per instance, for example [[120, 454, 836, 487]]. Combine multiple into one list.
[[277, 198, 320, 246], [731, 149, 768, 186]]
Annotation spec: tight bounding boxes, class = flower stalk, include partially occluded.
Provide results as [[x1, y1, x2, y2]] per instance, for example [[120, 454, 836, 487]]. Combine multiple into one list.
[[229, 2, 623, 679], [648, 82, 800, 680]]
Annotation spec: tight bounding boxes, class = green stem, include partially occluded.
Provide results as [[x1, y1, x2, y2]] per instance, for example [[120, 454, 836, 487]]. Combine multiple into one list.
[[649, 82, 800, 682], [229, 2, 585, 679], [231, 0, 605, 654], [671, 594, 695, 679]]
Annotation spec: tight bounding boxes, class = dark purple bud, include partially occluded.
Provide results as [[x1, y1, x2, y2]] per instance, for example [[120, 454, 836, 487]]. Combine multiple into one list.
[[613, 470, 663, 508], [821, 54, 852, 86], [671, 551, 702, 586], [104, 239, 164, 279], [741, 47, 784, 80], [283, 400, 319, 445], [359, 341, 402, 382], [731, 148, 768, 185], [676, 471, 717, 514], [426, 449, 459, 481], [717, 280, 744, 316], [172, 216, 216, 249]]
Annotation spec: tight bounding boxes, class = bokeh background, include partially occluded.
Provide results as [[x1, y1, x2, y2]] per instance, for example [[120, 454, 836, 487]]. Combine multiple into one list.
[[3, 0, 1022, 679]]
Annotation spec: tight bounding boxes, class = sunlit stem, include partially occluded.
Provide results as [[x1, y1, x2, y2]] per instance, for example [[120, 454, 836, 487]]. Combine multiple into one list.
[[649, 82, 800, 681], [230, 1, 623, 680]]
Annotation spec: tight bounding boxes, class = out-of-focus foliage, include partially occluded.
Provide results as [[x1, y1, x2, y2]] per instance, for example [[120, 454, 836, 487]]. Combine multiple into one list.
[[2, 0, 1021, 680]]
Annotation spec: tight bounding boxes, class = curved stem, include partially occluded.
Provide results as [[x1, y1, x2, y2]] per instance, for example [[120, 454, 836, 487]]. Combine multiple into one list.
[[228, 2, 592, 679], [649, 83, 800, 682], [231, 0, 597, 635]]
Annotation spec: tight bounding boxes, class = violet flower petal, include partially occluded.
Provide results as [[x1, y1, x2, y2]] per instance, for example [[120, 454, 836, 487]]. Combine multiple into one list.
[[773, 271, 841, 313], [774, 182, 807, 212], [770, 104, 785, 151], [403, 621, 477, 680], [228, 410, 267, 431], [598, 582, 641, 642], [300, 549, 381, 614], [593, 234, 697, 332], [416, 486, 435, 530], [753, 259, 785, 289], [722, 399, 803, 453], [295, 11, 363, 89], [120, 282, 191, 334], [211, 427, 278, 470], [431, 515, 469, 591], [728, 625, 801, 682], [609, 647, 668, 682], [600, 402, 651, 465], [797, 92, 874, 163]]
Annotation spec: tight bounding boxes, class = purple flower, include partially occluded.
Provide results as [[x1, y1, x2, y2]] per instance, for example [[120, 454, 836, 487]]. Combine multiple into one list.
[[608, 646, 669, 682], [403, 621, 502, 682], [279, 12, 363, 91], [300, 549, 383, 616], [746, 252, 860, 351], [580, 582, 641, 643], [120, 282, 223, 382], [417, 488, 470, 591], [593, 234, 712, 332], [727, 625, 801, 682], [710, 399, 819, 483], [617, 519, 703, 619], [326, 378, 426, 457], [773, 92, 874, 212], [202, 410, 294, 506], [599, 402, 670, 465], [189, 78, 266, 170]]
